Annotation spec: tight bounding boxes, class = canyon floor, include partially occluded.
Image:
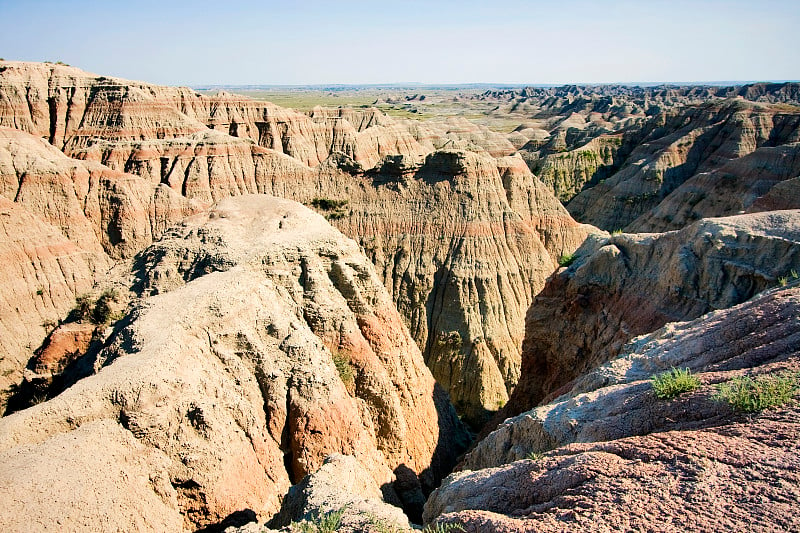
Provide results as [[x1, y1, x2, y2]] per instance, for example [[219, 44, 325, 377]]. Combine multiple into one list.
[[0, 61, 798, 532]]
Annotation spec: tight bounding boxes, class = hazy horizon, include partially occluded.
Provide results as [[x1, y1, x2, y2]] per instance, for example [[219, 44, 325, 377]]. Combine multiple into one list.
[[2, 0, 799, 86]]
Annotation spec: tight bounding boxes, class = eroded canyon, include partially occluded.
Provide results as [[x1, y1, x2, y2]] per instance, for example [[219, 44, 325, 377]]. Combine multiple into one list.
[[0, 60, 798, 532]]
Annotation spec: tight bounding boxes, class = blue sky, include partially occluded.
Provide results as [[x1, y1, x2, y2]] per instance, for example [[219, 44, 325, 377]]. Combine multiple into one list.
[[1, 0, 798, 86]]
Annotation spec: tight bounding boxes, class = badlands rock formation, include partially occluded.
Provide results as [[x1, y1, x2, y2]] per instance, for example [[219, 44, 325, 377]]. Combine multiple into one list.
[[0, 61, 589, 424], [0, 195, 469, 531], [565, 99, 800, 230], [424, 285, 800, 531], [501, 210, 800, 419]]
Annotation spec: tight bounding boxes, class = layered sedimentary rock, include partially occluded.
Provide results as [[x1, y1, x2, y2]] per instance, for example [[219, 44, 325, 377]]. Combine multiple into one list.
[[502, 211, 800, 419], [566, 99, 800, 230], [319, 150, 589, 425], [529, 134, 624, 202], [423, 285, 800, 531], [0, 196, 108, 414], [0, 195, 469, 531], [0, 62, 596, 424], [627, 143, 800, 232]]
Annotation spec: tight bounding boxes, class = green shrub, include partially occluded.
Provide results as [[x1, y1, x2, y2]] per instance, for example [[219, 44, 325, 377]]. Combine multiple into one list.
[[310, 198, 348, 211], [70, 294, 94, 322], [714, 371, 799, 412], [291, 507, 345, 533], [92, 288, 120, 325], [69, 289, 123, 325], [558, 253, 576, 267], [651, 367, 701, 399]]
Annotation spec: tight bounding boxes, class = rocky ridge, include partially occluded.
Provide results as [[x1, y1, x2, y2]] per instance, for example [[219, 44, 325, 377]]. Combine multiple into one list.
[[500, 210, 800, 420], [423, 284, 800, 531]]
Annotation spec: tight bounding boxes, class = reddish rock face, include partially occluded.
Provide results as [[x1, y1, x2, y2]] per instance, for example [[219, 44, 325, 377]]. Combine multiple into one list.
[[430, 408, 800, 532]]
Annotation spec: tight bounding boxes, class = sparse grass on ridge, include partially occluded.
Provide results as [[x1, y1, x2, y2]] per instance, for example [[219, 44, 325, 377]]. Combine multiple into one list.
[[651, 367, 701, 399], [714, 371, 800, 412]]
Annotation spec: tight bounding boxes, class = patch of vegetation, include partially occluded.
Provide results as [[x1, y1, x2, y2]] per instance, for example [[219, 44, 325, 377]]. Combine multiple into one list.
[[651, 367, 701, 399], [70, 294, 94, 322], [36, 287, 44, 296], [69, 289, 123, 325], [714, 371, 800, 412], [778, 269, 799, 287], [310, 198, 349, 211], [291, 507, 346, 533], [309, 198, 349, 222], [611, 229, 623, 235], [91, 288, 120, 325], [41, 319, 57, 331], [526, 451, 544, 461], [332, 350, 355, 392], [558, 253, 576, 267]]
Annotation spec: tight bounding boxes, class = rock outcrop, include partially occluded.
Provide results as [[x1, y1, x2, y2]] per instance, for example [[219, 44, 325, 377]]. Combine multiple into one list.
[[502, 210, 800, 419], [423, 284, 800, 531], [0, 195, 469, 531], [271, 454, 411, 532], [627, 143, 800, 232]]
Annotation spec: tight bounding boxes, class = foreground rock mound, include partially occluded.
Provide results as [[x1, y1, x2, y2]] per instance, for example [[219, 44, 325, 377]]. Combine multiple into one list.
[[0, 195, 468, 531], [271, 454, 411, 532], [424, 285, 800, 531]]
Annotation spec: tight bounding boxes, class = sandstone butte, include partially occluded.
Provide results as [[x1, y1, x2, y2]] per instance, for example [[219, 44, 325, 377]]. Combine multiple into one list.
[[0, 60, 590, 426], [0, 59, 799, 532]]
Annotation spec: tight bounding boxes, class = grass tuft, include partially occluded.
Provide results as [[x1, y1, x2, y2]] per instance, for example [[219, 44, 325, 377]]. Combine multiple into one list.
[[714, 371, 799, 412], [651, 367, 701, 399], [526, 451, 544, 461], [291, 507, 346, 533], [332, 350, 355, 392], [558, 253, 576, 267]]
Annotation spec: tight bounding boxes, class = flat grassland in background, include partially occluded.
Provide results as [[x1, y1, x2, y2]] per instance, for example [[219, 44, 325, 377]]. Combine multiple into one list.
[[196, 87, 524, 132]]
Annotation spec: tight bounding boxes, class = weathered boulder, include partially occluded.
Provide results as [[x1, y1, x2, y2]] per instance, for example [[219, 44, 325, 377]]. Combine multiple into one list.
[[271, 454, 410, 532]]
